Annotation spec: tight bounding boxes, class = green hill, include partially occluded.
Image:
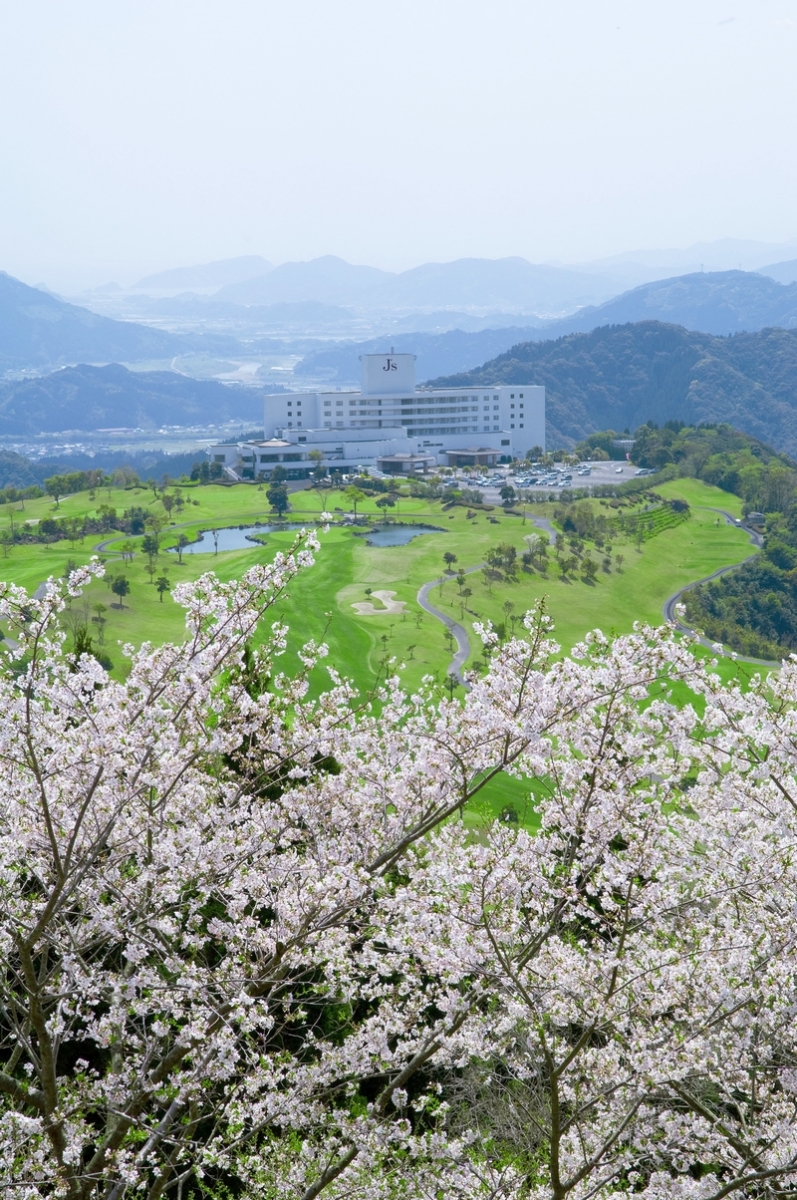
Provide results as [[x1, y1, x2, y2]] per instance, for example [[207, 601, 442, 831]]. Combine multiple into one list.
[[0, 363, 267, 434], [0, 272, 241, 369], [430, 321, 797, 455]]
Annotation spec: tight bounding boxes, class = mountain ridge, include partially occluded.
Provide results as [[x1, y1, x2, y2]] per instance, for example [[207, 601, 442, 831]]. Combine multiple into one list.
[[0, 364, 266, 434], [134, 255, 273, 292], [429, 320, 797, 456], [537, 270, 797, 338], [0, 272, 242, 370]]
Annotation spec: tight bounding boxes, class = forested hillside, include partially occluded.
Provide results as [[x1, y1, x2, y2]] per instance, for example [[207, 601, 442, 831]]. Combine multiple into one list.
[[0, 272, 241, 369], [432, 321, 797, 454], [537, 270, 797, 338], [616, 422, 797, 659], [0, 363, 266, 433]]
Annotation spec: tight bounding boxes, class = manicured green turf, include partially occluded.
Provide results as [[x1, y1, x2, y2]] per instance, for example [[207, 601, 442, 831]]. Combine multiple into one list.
[[432, 484, 754, 656], [0, 477, 770, 825], [655, 477, 745, 517], [0, 478, 764, 699]]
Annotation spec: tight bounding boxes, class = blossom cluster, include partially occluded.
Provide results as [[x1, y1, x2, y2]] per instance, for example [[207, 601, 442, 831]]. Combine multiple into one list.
[[0, 535, 796, 1200]]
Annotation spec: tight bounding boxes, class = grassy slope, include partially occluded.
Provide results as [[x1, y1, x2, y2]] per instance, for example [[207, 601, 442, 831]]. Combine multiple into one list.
[[0, 479, 758, 678], [0, 478, 763, 820], [431, 483, 754, 658]]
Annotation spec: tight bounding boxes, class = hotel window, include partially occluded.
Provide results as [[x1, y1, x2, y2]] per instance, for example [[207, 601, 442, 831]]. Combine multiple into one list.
[[510, 394, 515, 399], [493, 405, 499, 411]]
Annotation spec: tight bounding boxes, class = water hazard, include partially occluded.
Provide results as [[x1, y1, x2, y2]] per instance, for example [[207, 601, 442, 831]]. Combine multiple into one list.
[[168, 522, 443, 555], [168, 523, 305, 554], [363, 524, 443, 547]]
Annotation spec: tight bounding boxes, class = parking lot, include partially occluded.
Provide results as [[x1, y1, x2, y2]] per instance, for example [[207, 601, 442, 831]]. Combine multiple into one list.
[[456, 459, 648, 502]]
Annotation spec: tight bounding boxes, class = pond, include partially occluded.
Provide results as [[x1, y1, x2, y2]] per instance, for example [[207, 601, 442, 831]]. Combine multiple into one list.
[[363, 524, 444, 547], [168, 522, 445, 555], [168, 523, 306, 554]]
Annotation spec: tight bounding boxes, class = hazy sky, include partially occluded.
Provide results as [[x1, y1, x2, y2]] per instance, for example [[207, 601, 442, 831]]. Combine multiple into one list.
[[2, 0, 797, 289]]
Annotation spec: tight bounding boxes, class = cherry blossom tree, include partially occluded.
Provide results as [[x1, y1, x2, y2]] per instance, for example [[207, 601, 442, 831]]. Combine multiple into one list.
[[1, 535, 797, 1200]]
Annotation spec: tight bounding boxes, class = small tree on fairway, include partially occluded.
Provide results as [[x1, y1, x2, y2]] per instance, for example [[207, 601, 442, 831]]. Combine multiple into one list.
[[308, 448, 327, 481], [110, 575, 130, 607], [582, 556, 599, 583], [44, 476, 63, 507], [176, 532, 190, 563], [91, 602, 107, 643], [267, 481, 290, 516], [375, 495, 395, 519], [559, 554, 578, 581], [156, 575, 170, 602], [443, 551, 458, 572], [141, 533, 160, 582], [344, 485, 366, 520]]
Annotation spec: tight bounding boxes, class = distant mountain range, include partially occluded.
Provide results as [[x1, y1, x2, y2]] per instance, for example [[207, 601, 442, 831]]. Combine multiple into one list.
[[5, 322, 797, 463], [538, 270, 797, 338], [133, 255, 273, 292], [0, 364, 265, 434], [0, 272, 242, 370], [294, 328, 542, 387], [431, 322, 797, 455], [114, 240, 797, 315], [293, 270, 797, 387], [216, 255, 625, 314], [759, 259, 797, 286]]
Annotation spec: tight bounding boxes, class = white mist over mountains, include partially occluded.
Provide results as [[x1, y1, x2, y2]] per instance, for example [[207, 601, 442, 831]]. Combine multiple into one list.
[[2, 2, 797, 292]]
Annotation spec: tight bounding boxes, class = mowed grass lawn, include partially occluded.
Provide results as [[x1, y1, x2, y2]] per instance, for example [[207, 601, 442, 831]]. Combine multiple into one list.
[[0, 476, 766, 825], [430, 481, 762, 696], [0, 478, 761, 699]]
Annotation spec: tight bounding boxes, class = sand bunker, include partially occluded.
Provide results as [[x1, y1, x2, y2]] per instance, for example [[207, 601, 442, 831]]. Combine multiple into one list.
[[351, 589, 406, 616]]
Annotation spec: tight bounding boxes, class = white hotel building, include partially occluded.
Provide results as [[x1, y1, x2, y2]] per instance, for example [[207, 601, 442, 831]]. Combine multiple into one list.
[[207, 352, 545, 479]]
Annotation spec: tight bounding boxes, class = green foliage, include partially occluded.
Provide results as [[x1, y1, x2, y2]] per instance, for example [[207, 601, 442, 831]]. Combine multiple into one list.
[[44, 469, 106, 504], [111, 576, 130, 605], [430, 323, 797, 455], [623, 426, 797, 655], [267, 482, 291, 516], [191, 460, 224, 483], [575, 431, 627, 460]]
